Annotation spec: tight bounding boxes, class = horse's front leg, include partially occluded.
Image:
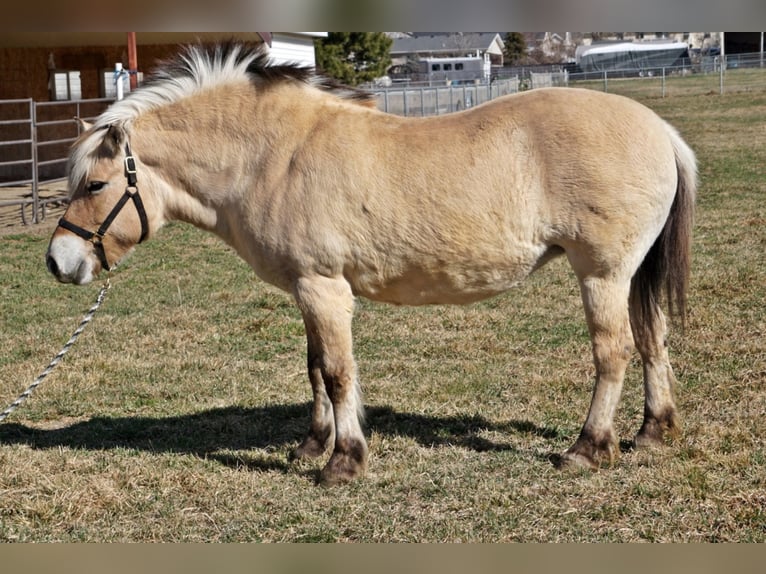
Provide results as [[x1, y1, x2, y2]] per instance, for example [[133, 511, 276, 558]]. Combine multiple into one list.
[[293, 275, 367, 486], [290, 335, 335, 461]]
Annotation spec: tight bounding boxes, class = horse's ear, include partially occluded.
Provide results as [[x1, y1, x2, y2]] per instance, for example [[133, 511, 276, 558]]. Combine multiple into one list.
[[74, 117, 92, 132], [97, 124, 126, 158]]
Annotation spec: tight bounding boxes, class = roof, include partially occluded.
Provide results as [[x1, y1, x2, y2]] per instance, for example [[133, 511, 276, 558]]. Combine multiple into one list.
[[577, 40, 689, 59], [391, 33, 504, 56]]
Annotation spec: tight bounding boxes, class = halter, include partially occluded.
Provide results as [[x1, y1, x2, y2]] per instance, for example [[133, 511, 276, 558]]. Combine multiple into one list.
[[57, 142, 149, 271]]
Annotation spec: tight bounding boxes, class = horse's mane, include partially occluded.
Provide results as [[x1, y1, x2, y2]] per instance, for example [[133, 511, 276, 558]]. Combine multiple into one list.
[[68, 41, 376, 192], [94, 40, 374, 128]]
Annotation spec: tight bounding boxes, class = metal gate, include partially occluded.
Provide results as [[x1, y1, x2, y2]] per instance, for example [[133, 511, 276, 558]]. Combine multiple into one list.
[[0, 97, 112, 225]]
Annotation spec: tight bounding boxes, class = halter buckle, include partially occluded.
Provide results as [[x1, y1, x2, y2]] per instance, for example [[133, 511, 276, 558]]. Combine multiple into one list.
[[124, 155, 137, 175], [124, 155, 138, 187]]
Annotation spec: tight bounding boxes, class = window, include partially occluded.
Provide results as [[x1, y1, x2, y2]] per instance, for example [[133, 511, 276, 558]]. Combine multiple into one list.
[[443, 63, 452, 71], [432, 64, 441, 71], [49, 70, 81, 101], [455, 63, 464, 70]]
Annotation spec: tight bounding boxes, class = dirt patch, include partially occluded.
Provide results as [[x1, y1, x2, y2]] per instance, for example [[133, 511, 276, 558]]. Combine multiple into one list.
[[0, 182, 68, 236], [0, 217, 59, 237]]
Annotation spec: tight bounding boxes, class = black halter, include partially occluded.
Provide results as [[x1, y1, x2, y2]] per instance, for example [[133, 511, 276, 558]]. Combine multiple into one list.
[[57, 142, 149, 271]]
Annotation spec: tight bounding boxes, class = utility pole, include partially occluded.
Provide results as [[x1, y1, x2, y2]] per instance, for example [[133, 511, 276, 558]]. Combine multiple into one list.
[[127, 32, 138, 90]]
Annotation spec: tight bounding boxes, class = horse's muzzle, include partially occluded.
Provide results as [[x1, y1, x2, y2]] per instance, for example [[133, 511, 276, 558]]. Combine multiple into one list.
[[46, 237, 98, 285]]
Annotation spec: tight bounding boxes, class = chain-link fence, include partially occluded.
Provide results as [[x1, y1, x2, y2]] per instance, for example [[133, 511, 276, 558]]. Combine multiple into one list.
[[567, 53, 766, 98], [372, 77, 520, 116], [377, 52, 766, 116]]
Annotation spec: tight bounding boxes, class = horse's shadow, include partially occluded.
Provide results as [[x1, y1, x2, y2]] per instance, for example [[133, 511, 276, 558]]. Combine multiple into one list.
[[0, 403, 568, 473]]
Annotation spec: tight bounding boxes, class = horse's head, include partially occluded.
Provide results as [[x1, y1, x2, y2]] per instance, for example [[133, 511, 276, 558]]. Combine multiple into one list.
[[46, 121, 154, 284]]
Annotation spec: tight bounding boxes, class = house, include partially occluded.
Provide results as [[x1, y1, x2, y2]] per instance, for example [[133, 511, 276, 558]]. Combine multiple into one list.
[[390, 33, 505, 64], [524, 32, 577, 61], [388, 33, 505, 83]]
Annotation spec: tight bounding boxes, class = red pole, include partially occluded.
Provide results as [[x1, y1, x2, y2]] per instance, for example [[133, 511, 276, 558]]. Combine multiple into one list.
[[127, 32, 138, 90]]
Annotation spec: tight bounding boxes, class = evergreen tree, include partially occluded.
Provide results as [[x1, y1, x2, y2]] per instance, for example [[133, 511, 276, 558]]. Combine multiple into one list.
[[503, 32, 527, 65], [315, 32, 393, 86]]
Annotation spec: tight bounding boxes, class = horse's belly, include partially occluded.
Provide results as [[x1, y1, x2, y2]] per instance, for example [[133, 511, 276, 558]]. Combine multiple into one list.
[[348, 251, 545, 306]]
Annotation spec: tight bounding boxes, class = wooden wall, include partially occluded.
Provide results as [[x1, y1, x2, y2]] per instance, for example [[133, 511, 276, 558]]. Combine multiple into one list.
[[0, 44, 181, 101]]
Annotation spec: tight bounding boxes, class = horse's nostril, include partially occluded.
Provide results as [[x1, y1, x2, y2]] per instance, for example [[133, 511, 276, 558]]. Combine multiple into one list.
[[46, 254, 60, 278]]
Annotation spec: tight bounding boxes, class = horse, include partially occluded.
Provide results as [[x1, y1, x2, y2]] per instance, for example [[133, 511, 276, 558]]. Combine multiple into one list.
[[46, 41, 696, 486]]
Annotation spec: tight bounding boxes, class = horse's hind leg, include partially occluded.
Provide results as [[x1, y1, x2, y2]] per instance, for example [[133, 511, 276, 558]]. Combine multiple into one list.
[[560, 276, 633, 469], [293, 275, 367, 485], [631, 308, 681, 448]]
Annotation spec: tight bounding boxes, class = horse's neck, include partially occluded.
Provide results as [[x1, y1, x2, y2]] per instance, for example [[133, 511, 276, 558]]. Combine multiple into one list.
[[138, 84, 314, 182], [133, 84, 358, 238], [127, 96, 260, 238]]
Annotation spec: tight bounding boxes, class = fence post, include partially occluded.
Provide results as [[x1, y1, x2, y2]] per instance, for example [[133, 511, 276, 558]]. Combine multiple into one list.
[[719, 57, 724, 95], [403, 89, 409, 117], [420, 88, 425, 116], [662, 67, 666, 98], [31, 99, 40, 224], [603, 70, 608, 93], [115, 63, 125, 101]]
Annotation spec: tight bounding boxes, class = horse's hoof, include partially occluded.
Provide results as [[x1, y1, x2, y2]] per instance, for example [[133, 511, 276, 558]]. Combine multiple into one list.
[[634, 411, 681, 449], [318, 443, 367, 486], [555, 450, 599, 471], [557, 430, 618, 470], [290, 435, 330, 461]]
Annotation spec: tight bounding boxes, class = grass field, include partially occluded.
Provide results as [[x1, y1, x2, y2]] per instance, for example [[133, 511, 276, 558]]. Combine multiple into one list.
[[569, 66, 766, 99], [0, 90, 764, 542]]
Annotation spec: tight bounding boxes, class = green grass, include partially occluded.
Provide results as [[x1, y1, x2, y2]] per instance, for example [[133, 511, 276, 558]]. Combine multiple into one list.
[[0, 91, 765, 541]]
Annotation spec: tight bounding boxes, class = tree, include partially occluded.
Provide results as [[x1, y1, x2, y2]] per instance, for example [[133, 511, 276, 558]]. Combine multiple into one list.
[[314, 33, 393, 86], [503, 32, 527, 65]]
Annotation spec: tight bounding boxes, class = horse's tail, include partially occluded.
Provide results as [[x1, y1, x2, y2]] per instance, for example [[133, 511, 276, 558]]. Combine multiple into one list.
[[630, 123, 697, 339]]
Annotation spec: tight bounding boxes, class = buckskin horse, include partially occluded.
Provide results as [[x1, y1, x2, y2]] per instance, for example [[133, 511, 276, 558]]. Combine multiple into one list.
[[46, 42, 696, 485]]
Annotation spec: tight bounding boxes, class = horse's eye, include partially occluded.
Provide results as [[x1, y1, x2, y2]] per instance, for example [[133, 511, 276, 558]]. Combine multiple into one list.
[[86, 181, 107, 194]]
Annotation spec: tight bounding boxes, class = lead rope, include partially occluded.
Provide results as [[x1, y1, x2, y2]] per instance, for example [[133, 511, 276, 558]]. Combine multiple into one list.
[[0, 278, 111, 423]]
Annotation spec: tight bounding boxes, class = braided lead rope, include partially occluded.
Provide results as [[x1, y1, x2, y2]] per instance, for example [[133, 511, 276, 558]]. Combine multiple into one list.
[[0, 278, 111, 423]]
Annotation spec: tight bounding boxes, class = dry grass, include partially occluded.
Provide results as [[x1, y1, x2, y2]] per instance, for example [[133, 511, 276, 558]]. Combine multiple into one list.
[[0, 91, 764, 542], [570, 67, 766, 99]]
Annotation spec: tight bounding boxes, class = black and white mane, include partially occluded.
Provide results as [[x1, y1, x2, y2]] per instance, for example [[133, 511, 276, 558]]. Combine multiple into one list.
[[100, 41, 374, 128]]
